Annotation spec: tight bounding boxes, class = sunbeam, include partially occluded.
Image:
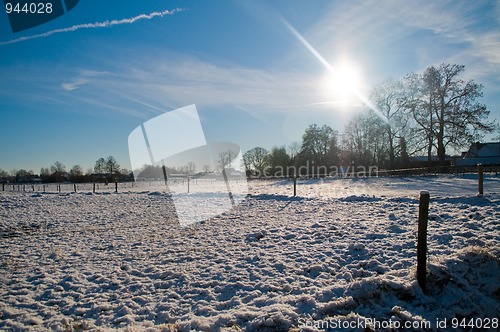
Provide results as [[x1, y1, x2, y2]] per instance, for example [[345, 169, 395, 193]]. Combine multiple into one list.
[[281, 17, 387, 123]]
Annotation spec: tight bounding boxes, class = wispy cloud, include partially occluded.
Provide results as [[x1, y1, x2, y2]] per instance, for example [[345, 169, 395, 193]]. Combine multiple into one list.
[[41, 53, 335, 120], [61, 78, 89, 91], [0, 9, 183, 45], [61, 69, 110, 91], [305, 0, 500, 91]]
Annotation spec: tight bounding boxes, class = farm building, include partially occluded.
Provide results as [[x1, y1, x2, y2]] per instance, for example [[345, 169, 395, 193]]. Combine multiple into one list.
[[454, 142, 500, 166]]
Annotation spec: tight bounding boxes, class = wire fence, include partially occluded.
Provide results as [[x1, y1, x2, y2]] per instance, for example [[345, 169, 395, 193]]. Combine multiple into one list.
[[0, 178, 249, 195]]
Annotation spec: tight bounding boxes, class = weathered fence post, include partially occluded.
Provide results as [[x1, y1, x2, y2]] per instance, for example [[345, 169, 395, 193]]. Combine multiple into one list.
[[93, 182, 96, 193], [74, 183, 77, 193], [2, 183, 4, 191], [478, 163, 483, 196], [187, 177, 190, 193], [115, 182, 118, 193], [222, 168, 235, 205], [417, 190, 430, 294], [293, 175, 297, 197], [31, 185, 34, 191], [58, 185, 61, 193], [43, 185, 45, 193]]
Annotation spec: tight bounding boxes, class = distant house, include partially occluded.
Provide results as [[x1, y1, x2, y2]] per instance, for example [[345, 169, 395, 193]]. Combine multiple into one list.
[[51, 171, 70, 182], [454, 142, 500, 166], [91, 173, 114, 183], [31, 177, 42, 183]]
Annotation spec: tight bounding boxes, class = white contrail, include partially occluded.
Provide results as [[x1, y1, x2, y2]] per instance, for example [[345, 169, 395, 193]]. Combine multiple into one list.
[[0, 9, 184, 45]]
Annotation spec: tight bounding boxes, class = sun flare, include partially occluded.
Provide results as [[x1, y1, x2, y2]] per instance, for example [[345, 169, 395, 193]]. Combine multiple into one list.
[[326, 63, 360, 103]]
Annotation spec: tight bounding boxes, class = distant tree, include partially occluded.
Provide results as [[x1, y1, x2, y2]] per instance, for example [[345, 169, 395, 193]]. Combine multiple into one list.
[[268, 146, 290, 176], [203, 164, 211, 173], [69, 165, 83, 182], [178, 165, 189, 174], [243, 147, 269, 176], [217, 150, 237, 170], [288, 141, 301, 167], [300, 124, 339, 172], [51, 161, 66, 174], [118, 168, 132, 181], [342, 110, 387, 168], [186, 162, 196, 174], [105, 156, 120, 181], [138, 165, 162, 179], [40, 167, 50, 179], [94, 157, 106, 175], [15, 169, 34, 182], [0, 169, 8, 179]]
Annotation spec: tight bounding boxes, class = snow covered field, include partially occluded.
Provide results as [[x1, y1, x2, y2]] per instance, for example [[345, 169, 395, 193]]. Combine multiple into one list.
[[1, 174, 499, 331]]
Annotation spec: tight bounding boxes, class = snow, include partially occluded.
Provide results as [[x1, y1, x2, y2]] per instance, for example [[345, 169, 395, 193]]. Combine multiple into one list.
[[0, 174, 499, 331]]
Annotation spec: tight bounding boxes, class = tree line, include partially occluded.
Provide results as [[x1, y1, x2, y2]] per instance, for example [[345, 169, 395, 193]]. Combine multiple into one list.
[[0, 156, 130, 183], [1, 63, 496, 181], [244, 63, 495, 177]]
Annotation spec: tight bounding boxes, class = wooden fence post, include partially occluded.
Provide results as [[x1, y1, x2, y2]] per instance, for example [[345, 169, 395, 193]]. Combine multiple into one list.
[[478, 163, 483, 196], [187, 177, 190, 193], [417, 190, 430, 294], [93, 182, 96, 193], [222, 169, 235, 205], [74, 183, 77, 193], [293, 175, 297, 197], [2, 183, 4, 191], [115, 182, 118, 193]]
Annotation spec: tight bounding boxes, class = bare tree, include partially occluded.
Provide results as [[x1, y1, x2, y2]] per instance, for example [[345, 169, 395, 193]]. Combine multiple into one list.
[[342, 110, 387, 168], [186, 162, 196, 174], [243, 147, 269, 176], [85, 168, 94, 177], [51, 161, 66, 174], [218, 150, 237, 170], [69, 165, 83, 182], [288, 142, 300, 159], [370, 78, 414, 168], [94, 157, 106, 175], [417, 64, 493, 166], [40, 167, 50, 179], [105, 156, 120, 180]]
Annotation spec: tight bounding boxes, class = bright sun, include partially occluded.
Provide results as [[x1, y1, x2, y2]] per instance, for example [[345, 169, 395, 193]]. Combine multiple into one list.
[[324, 62, 360, 104]]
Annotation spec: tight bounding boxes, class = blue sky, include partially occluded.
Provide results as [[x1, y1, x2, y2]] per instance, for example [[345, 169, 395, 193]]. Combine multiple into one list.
[[1, 0, 499, 173]]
